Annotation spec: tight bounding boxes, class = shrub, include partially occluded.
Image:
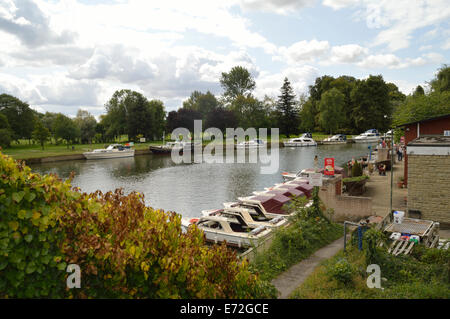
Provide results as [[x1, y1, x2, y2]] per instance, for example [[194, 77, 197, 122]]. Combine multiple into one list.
[[351, 161, 363, 177], [0, 129, 12, 149], [0, 152, 275, 298], [326, 258, 355, 284]]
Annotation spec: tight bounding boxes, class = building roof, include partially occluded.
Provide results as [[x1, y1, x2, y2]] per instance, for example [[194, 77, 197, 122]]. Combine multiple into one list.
[[408, 135, 450, 147], [395, 113, 450, 128]]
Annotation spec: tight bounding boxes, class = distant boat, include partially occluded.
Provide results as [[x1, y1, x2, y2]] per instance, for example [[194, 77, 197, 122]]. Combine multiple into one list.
[[235, 139, 266, 149], [283, 136, 317, 147], [83, 144, 134, 160], [354, 129, 381, 143], [322, 134, 347, 144], [149, 141, 193, 154]]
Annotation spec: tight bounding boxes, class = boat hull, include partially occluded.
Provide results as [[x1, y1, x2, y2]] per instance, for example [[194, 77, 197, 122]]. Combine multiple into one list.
[[83, 150, 135, 159], [283, 142, 317, 147]]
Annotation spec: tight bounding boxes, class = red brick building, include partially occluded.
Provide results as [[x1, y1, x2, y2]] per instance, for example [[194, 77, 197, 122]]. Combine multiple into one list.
[[399, 114, 450, 187]]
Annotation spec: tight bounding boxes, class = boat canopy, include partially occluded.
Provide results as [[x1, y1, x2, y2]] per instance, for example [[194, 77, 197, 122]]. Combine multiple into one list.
[[266, 188, 304, 198], [248, 194, 291, 215], [283, 182, 313, 198]]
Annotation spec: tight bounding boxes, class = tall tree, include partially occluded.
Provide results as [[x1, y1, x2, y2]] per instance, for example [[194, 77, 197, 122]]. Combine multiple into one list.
[[205, 107, 237, 132], [53, 114, 80, 148], [32, 120, 50, 150], [429, 64, 450, 93], [350, 75, 392, 133], [0, 94, 35, 142], [318, 88, 346, 135], [220, 66, 256, 102], [277, 77, 299, 137], [74, 109, 97, 144]]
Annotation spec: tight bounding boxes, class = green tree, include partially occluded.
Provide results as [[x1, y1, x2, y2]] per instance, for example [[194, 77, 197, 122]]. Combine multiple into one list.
[[277, 77, 299, 137], [230, 95, 267, 129], [32, 120, 50, 150], [350, 75, 392, 133], [430, 64, 450, 93], [299, 100, 316, 132], [53, 114, 80, 148], [183, 91, 218, 120], [0, 113, 12, 148], [0, 94, 35, 142], [318, 88, 346, 135], [413, 85, 425, 97], [220, 66, 256, 103], [74, 109, 97, 144], [148, 99, 166, 140]]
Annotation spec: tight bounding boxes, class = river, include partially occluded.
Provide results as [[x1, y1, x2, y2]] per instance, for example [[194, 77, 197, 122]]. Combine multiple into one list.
[[30, 144, 373, 218]]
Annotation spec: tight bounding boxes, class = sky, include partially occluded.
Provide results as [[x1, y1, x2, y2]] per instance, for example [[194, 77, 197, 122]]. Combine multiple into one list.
[[0, 0, 449, 117]]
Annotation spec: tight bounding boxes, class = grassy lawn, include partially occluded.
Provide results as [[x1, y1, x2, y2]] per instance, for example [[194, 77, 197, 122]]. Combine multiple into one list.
[[2, 139, 164, 159], [290, 242, 450, 299], [250, 197, 343, 282]]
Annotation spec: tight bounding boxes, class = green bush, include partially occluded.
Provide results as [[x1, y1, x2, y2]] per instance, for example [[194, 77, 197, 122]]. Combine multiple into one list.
[[252, 196, 343, 281], [351, 161, 363, 177], [0, 129, 12, 149], [0, 152, 275, 298], [326, 258, 355, 284]]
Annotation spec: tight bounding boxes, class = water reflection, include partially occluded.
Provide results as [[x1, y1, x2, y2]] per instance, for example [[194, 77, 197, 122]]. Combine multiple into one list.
[[30, 144, 372, 218]]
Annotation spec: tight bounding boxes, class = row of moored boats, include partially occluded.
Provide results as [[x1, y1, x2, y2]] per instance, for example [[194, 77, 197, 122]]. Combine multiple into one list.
[[82, 129, 385, 159], [181, 177, 315, 249]]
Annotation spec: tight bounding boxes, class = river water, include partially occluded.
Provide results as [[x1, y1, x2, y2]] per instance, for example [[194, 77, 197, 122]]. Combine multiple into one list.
[[30, 144, 373, 218]]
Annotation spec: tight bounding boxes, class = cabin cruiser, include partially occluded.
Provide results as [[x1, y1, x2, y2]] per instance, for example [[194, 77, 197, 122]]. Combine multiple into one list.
[[354, 129, 381, 143], [283, 136, 317, 147], [235, 139, 266, 149], [149, 140, 194, 154], [322, 134, 347, 144], [181, 214, 271, 248], [83, 144, 135, 160], [224, 195, 312, 219], [201, 207, 288, 229]]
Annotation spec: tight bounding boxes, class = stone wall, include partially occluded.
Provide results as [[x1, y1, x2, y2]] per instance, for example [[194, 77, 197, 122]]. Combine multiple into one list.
[[318, 175, 372, 222], [407, 154, 450, 224]]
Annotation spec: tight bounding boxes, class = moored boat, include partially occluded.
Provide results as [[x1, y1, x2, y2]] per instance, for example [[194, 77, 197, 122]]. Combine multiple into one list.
[[83, 144, 135, 160], [354, 129, 381, 143], [283, 136, 317, 147], [322, 134, 347, 144], [235, 139, 266, 149], [181, 215, 271, 248], [149, 141, 193, 154], [201, 207, 288, 228]]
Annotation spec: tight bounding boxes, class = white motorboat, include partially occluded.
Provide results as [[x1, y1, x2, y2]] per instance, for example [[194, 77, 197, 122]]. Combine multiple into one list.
[[322, 134, 347, 144], [283, 137, 317, 147], [354, 129, 381, 143], [181, 215, 271, 248], [224, 197, 312, 219], [201, 207, 288, 229], [281, 168, 316, 181], [83, 144, 135, 160], [235, 139, 266, 149]]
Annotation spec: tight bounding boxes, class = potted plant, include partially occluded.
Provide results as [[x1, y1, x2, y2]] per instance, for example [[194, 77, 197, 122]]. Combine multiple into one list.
[[343, 161, 369, 195]]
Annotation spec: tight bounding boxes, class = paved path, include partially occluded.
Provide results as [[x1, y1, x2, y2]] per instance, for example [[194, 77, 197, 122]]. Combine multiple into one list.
[[271, 236, 345, 299]]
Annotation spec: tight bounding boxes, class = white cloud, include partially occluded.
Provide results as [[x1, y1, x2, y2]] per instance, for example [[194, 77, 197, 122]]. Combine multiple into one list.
[[238, 0, 316, 14], [254, 65, 319, 99], [276, 39, 330, 64], [357, 52, 444, 69], [322, 0, 360, 10], [321, 44, 368, 65]]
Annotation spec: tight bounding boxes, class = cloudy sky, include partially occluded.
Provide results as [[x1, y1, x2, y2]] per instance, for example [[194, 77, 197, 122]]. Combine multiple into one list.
[[0, 0, 449, 117]]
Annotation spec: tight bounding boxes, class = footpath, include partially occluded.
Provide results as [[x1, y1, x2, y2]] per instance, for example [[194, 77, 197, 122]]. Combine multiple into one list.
[[271, 236, 345, 299]]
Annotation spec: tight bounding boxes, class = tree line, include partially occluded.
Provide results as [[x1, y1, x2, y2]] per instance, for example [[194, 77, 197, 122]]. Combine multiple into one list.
[[1, 65, 448, 149]]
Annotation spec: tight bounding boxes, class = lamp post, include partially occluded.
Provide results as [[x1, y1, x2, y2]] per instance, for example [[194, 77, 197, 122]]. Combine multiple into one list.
[[390, 129, 394, 215]]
